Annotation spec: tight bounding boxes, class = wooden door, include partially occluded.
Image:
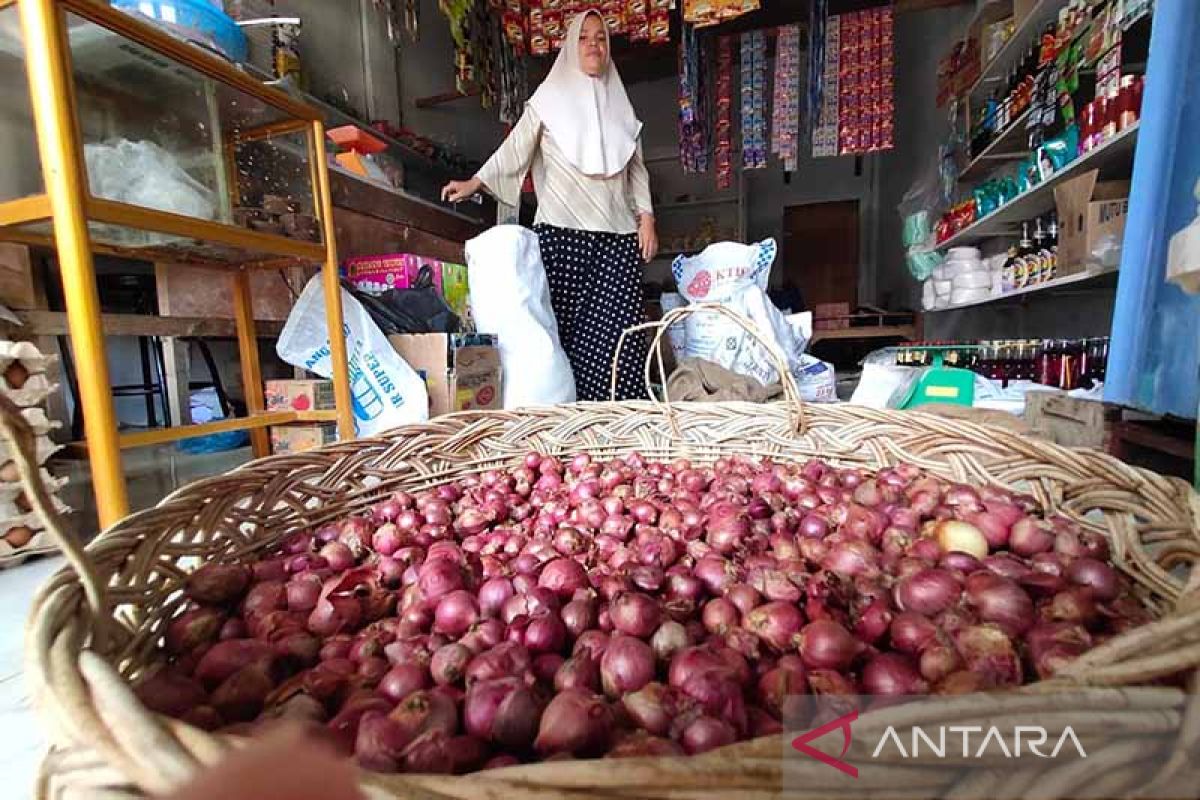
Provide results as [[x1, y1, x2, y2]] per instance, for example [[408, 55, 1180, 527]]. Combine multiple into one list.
[[782, 200, 859, 307]]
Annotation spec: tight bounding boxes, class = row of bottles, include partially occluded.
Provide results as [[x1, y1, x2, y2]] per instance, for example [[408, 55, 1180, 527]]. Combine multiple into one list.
[[969, 0, 1105, 158], [1002, 212, 1060, 291], [894, 337, 1110, 390]]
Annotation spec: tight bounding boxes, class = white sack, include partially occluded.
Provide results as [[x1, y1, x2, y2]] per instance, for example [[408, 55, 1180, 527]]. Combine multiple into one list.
[[277, 277, 429, 435], [465, 226, 577, 408]]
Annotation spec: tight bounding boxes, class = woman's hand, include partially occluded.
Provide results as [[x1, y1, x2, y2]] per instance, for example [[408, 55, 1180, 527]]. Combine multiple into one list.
[[442, 177, 483, 203], [637, 213, 659, 263]]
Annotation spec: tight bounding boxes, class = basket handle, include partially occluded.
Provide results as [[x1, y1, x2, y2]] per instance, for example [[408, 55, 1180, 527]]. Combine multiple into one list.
[[0, 393, 110, 644], [612, 302, 808, 436]]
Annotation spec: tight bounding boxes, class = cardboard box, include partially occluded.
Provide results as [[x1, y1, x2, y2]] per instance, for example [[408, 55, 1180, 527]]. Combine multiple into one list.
[[388, 333, 502, 417], [1053, 170, 1130, 276], [343, 253, 444, 293], [271, 423, 337, 455], [343, 253, 414, 293], [1025, 391, 1120, 450], [265, 379, 335, 413], [813, 302, 851, 331]]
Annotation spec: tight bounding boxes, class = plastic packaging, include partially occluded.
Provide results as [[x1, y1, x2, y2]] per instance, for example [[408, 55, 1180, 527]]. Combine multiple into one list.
[[84, 139, 215, 222], [672, 239, 803, 387], [950, 287, 992, 305], [277, 277, 429, 435], [952, 270, 992, 290], [110, 0, 247, 61]]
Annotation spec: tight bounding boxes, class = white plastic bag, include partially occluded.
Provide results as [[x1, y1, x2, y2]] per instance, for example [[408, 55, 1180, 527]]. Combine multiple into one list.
[[671, 239, 800, 386], [84, 139, 215, 220], [465, 226, 576, 408], [277, 277, 428, 435], [792, 354, 838, 403], [659, 292, 688, 363]]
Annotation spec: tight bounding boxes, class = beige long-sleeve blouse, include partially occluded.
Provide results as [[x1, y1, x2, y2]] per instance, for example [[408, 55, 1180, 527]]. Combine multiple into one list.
[[474, 106, 654, 235]]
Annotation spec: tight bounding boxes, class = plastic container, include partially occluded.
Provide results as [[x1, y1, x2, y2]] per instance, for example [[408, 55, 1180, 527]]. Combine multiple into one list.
[[946, 247, 982, 262], [109, 0, 248, 62]]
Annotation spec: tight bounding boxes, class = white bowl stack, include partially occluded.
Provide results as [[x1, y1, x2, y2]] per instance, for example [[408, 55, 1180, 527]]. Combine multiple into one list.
[[942, 247, 992, 306]]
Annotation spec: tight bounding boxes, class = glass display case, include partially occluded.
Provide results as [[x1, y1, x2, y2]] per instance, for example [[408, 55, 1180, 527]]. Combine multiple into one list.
[[0, 0, 355, 527]]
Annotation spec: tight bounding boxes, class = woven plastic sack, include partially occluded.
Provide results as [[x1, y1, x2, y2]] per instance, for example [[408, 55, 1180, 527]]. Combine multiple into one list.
[[670, 239, 800, 386], [277, 276, 429, 435], [465, 226, 576, 408]]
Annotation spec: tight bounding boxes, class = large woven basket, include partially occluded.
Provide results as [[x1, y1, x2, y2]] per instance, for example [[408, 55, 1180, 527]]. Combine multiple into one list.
[[18, 306, 1200, 799]]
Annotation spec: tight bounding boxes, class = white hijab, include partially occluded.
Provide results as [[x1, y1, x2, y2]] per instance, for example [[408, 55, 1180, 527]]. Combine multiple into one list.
[[528, 9, 642, 178]]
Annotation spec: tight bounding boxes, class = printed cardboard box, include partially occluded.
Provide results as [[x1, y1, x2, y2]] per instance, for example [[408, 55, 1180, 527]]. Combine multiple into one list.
[[265, 379, 335, 412], [1054, 170, 1129, 276], [388, 333, 502, 417], [271, 423, 337, 455]]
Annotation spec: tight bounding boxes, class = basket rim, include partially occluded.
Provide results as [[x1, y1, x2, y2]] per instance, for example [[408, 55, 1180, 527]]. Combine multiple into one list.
[[22, 399, 1200, 798]]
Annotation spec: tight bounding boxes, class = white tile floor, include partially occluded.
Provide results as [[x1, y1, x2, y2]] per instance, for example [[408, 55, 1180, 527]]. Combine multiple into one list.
[[0, 555, 64, 799], [0, 445, 254, 799]]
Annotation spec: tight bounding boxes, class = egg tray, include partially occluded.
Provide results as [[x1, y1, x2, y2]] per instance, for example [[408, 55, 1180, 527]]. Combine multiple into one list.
[[1, 374, 58, 409]]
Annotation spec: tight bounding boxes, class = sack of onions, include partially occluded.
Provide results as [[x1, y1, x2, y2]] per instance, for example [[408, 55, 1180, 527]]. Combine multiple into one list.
[[17, 335, 1200, 800]]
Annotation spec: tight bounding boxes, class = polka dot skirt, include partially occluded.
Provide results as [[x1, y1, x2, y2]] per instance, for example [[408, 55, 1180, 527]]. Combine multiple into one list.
[[535, 223, 650, 402]]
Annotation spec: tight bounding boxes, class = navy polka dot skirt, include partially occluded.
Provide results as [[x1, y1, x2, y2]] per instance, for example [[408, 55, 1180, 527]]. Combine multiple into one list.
[[535, 223, 650, 402]]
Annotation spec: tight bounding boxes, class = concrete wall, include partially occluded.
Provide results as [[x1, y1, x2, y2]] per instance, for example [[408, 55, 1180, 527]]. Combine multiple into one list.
[[875, 4, 974, 312], [395, 0, 510, 163]]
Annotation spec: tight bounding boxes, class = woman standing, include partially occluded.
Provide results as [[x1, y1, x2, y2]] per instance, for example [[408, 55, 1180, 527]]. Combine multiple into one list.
[[442, 10, 658, 402]]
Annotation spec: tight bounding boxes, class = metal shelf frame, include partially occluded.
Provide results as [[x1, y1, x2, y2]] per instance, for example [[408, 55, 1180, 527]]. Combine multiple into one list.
[[0, 0, 356, 527]]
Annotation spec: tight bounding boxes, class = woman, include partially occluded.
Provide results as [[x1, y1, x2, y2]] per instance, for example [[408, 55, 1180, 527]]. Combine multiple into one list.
[[442, 10, 658, 402]]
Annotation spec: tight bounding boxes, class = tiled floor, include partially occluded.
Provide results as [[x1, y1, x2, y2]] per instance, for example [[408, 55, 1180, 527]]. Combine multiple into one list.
[[0, 445, 253, 799]]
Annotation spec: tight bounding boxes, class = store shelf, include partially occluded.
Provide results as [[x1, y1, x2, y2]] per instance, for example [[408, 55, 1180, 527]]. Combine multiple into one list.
[[936, 123, 1139, 249], [927, 265, 1119, 313], [968, 0, 1067, 101], [961, 108, 1033, 181], [656, 197, 740, 211]]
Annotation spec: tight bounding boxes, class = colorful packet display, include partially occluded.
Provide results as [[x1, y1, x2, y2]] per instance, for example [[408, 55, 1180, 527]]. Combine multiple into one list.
[[678, 22, 709, 174], [740, 30, 767, 169], [715, 34, 734, 189], [812, 12, 840, 157], [625, 0, 648, 41], [771, 24, 801, 172], [498, 0, 667, 53], [649, 8, 670, 44], [684, 0, 759, 27], [834, 5, 894, 155]]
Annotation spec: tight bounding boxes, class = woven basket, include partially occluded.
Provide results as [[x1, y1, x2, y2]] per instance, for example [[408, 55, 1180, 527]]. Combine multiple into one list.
[[17, 305, 1200, 799]]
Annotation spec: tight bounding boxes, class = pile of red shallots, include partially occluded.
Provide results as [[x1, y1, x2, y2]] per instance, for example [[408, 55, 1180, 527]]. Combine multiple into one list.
[[136, 453, 1150, 774]]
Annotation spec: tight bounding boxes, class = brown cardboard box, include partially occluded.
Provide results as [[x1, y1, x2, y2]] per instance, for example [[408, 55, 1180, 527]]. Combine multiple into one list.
[[1053, 170, 1130, 276], [813, 302, 851, 331], [388, 333, 502, 417], [271, 422, 337, 454], [1025, 391, 1120, 450], [0, 244, 35, 309], [265, 379, 336, 413]]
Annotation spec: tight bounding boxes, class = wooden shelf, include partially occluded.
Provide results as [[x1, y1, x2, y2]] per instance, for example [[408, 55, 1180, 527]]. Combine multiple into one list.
[[64, 410, 338, 452], [936, 123, 1139, 249], [657, 197, 740, 211], [0, 310, 285, 339], [810, 324, 918, 344], [926, 265, 1118, 313]]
